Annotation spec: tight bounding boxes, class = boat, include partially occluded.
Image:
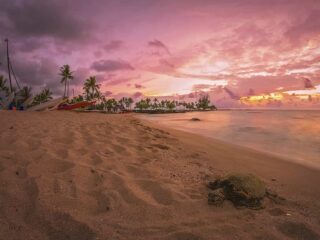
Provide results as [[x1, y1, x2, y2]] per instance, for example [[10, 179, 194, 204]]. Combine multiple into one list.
[[0, 92, 14, 110], [22, 96, 34, 109], [58, 101, 96, 110], [27, 98, 65, 111]]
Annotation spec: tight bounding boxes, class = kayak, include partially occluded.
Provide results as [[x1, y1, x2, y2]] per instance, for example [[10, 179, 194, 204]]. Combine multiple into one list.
[[58, 101, 96, 110], [27, 98, 65, 111]]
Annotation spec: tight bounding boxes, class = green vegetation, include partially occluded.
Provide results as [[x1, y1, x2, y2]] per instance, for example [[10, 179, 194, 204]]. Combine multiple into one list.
[[32, 88, 53, 105], [1, 65, 217, 112], [83, 76, 101, 101], [134, 94, 216, 113], [59, 65, 74, 98]]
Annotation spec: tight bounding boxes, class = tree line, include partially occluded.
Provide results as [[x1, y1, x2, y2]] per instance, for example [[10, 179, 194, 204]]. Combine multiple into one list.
[[0, 64, 216, 111]]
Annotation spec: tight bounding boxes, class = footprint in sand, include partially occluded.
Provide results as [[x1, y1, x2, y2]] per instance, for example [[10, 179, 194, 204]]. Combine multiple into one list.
[[268, 208, 287, 217], [126, 165, 151, 178], [168, 231, 203, 240], [276, 221, 320, 240], [110, 174, 147, 206], [88, 190, 111, 214], [136, 180, 174, 206], [90, 153, 103, 165], [151, 144, 170, 150], [15, 167, 28, 179], [44, 159, 75, 174], [111, 143, 129, 155]]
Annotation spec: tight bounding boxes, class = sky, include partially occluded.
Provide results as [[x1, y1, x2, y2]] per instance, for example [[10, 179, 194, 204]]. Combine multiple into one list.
[[0, 0, 320, 108]]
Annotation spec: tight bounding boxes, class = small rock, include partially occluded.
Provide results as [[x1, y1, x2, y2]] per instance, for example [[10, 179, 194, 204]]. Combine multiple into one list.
[[190, 118, 201, 121], [208, 188, 225, 206]]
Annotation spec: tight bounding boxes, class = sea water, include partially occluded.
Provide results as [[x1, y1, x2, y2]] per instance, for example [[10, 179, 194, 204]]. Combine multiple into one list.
[[139, 110, 320, 169]]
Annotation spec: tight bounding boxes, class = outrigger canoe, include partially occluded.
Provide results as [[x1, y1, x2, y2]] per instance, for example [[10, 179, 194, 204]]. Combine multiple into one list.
[[27, 98, 66, 111], [58, 101, 96, 110]]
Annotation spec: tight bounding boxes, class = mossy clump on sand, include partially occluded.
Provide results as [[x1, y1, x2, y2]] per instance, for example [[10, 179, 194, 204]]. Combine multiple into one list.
[[208, 173, 266, 209]]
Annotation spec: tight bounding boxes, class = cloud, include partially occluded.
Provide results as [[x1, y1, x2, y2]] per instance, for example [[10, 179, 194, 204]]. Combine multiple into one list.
[[132, 92, 144, 99], [104, 40, 124, 52], [285, 10, 320, 44], [148, 39, 171, 55], [192, 84, 215, 91], [0, 0, 89, 40], [304, 78, 315, 89], [134, 83, 144, 89], [107, 77, 133, 86], [104, 91, 113, 97], [223, 87, 240, 100], [91, 60, 134, 72]]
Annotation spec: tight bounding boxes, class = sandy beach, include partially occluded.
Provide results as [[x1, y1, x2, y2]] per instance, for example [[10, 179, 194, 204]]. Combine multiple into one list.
[[0, 111, 320, 240]]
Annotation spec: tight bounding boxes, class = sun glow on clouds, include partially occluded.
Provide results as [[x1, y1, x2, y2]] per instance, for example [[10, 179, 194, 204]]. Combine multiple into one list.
[[1, 0, 320, 108], [144, 73, 228, 96], [178, 56, 230, 76]]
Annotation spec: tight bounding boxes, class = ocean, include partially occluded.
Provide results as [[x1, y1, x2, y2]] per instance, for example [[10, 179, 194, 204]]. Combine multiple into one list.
[[139, 110, 320, 169]]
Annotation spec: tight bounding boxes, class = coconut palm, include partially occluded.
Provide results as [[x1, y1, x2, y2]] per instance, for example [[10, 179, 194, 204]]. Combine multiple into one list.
[[18, 86, 32, 102], [105, 98, 118, 112], [126, 97, 133, 110], [59, 65, 74, 98], [83, 76, 101, 101], [32, 88, 52, 105], [0, 76, 9, 96]]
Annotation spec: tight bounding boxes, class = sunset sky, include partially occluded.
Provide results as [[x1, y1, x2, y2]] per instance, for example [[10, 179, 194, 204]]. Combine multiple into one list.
[[0, 0, 320, 107]]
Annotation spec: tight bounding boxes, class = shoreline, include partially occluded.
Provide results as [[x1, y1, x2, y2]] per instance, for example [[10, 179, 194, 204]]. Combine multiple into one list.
[[0, 111, 319, 239]]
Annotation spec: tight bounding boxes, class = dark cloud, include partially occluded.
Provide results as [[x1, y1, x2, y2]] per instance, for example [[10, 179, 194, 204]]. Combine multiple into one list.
[[132, 92, 143, 99], [148, 39, 171, 55], [223, 87, 240, 100], [159, 59, 175, 69], [248, 88, 255, 96], [285, 10, 320, 43], [134, 83, 144, 89], [304, 78, 315, 89], [107, 77, 133, 86], [91, 59, 134, 72], [0, 0, 88, 40], [104, 91, 113, 96], [104, 40, 124, 52], [14, 38, 48, 53]]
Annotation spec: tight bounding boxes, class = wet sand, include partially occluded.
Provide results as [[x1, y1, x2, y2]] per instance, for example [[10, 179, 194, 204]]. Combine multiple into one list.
[[0, 111, 319, 240]]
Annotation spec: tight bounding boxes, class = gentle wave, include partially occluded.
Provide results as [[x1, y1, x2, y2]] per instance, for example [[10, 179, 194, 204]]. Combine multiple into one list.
[[139, 110, 320, 169]]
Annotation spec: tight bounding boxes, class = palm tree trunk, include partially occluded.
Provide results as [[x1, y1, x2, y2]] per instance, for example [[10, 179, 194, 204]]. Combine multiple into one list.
[[67, 80, 69, 98], [64, 81, 66, 98]]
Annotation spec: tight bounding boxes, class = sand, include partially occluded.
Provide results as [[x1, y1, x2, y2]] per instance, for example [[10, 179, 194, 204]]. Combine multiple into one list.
[[0, 111, 319, 240]]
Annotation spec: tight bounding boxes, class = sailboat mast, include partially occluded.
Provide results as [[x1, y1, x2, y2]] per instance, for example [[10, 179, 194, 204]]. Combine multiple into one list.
[[4, 39, 13, 93]]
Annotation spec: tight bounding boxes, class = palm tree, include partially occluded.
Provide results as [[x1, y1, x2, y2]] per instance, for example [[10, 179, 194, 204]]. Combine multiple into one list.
[[41, 88, 53, 102], [83, 76, 101, 101], [18, 86, 32, 102], [32, 88, 52, 105], [126, 97, 133, 110], [0, 76, 9, 96], [59, 65, 74, 98]]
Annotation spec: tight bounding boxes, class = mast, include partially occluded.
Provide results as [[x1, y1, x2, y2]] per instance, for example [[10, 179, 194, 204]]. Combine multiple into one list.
[[4, 39, 13, 93]]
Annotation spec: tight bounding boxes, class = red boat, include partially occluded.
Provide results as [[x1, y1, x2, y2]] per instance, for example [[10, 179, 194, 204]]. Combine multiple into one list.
[[58, 101, 96, 110]]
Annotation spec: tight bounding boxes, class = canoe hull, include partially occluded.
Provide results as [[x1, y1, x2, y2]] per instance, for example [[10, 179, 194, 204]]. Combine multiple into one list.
[[58, 101, 96, 110], [27, 98, 65, 111]]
